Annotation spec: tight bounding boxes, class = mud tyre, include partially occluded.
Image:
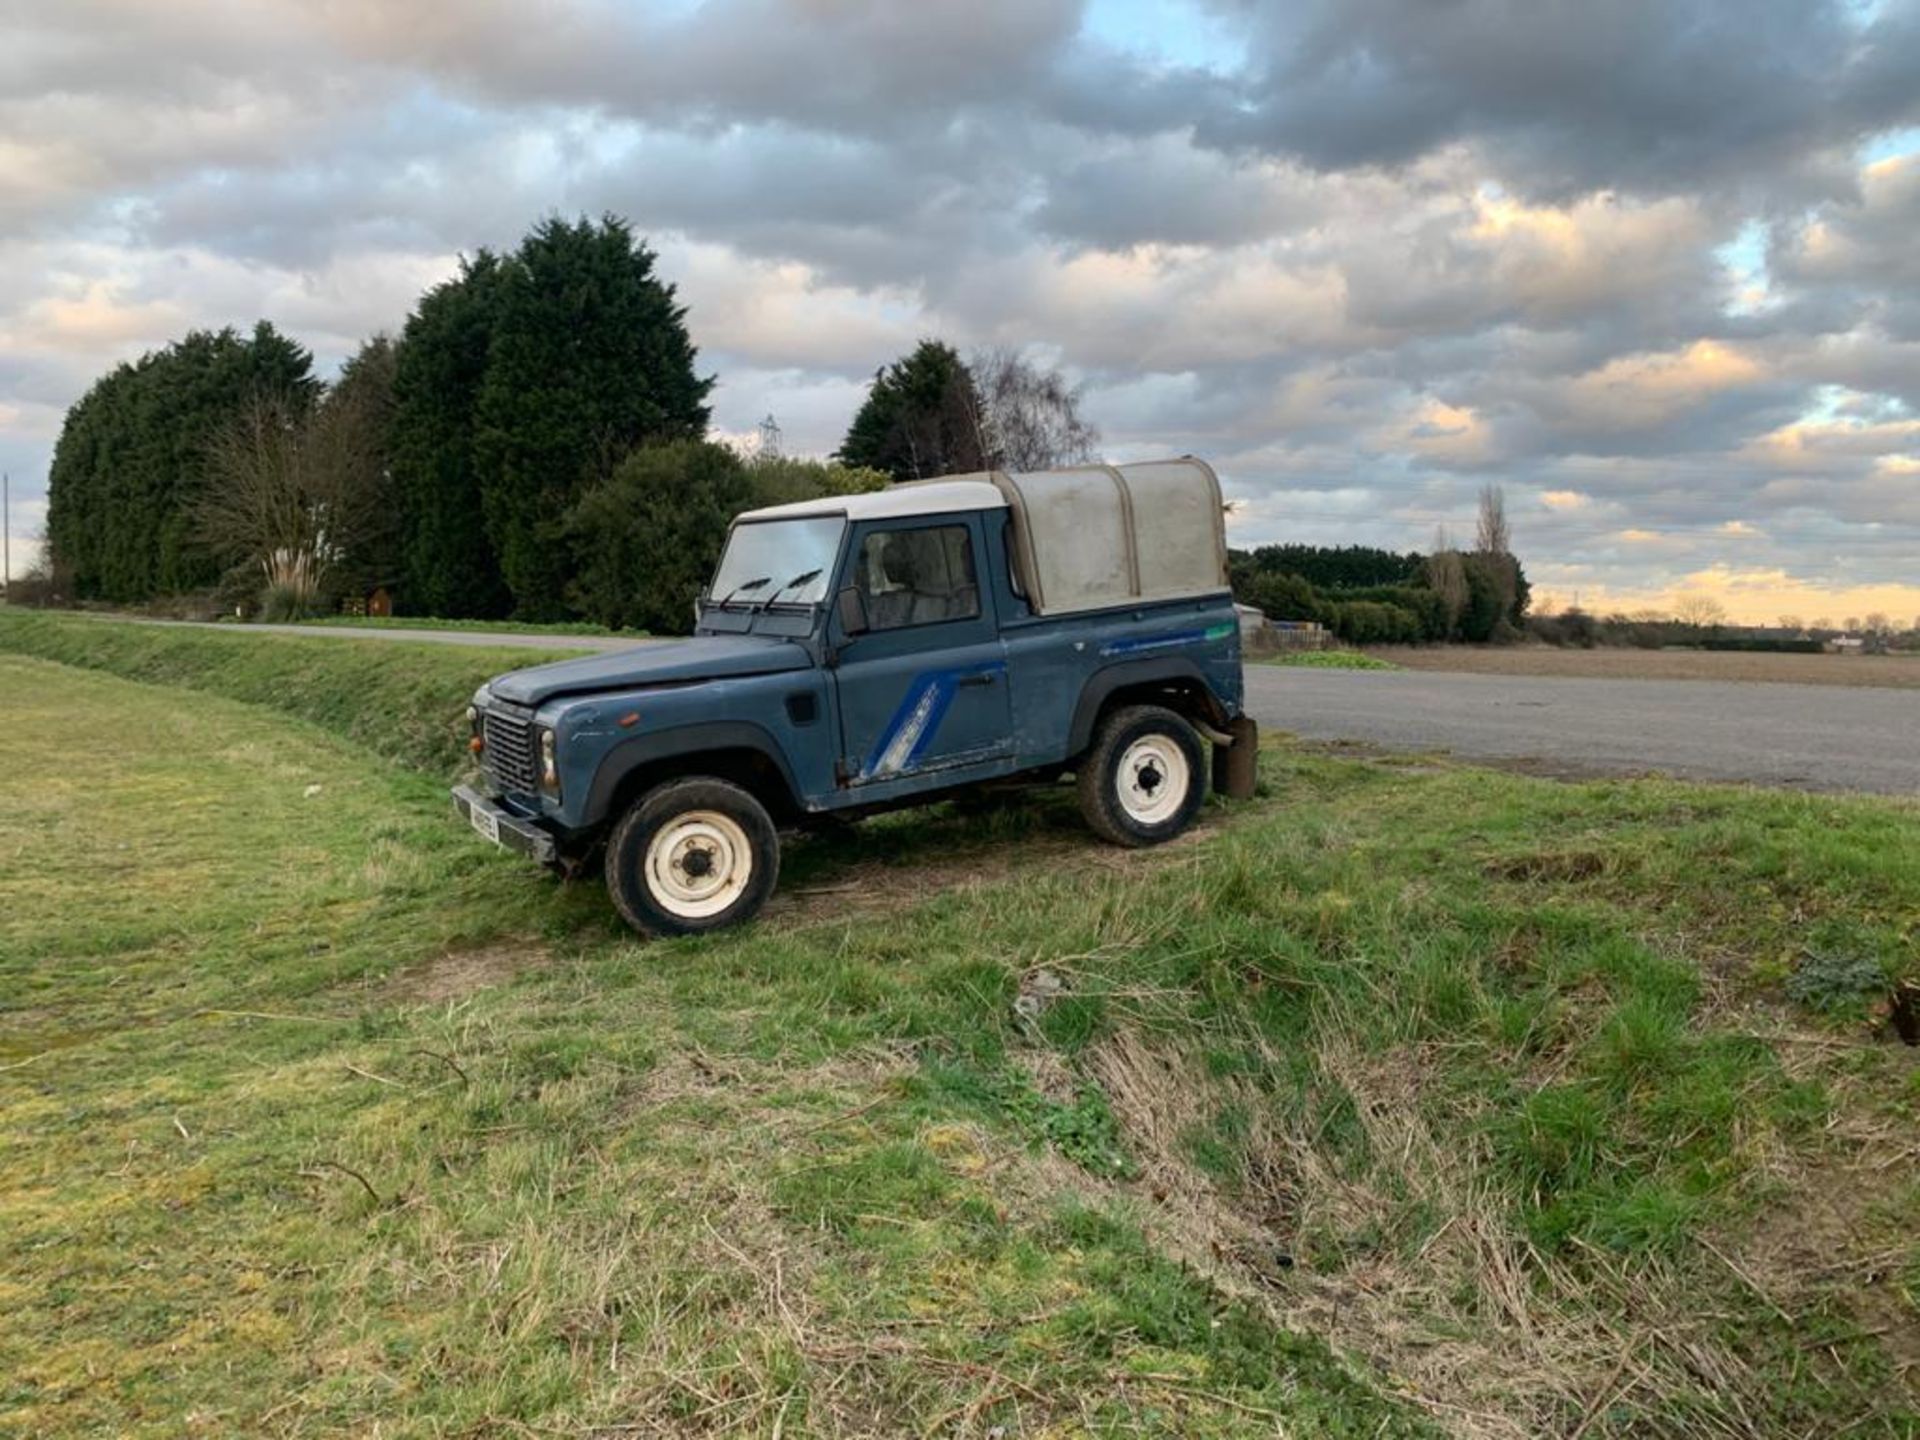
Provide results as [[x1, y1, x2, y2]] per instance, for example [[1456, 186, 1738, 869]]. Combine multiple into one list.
[[1076, 704, 1207, 848], [605, 777, 780, 937]]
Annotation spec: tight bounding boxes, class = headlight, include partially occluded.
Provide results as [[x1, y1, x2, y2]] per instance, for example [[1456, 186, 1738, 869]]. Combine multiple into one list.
[[539, 728, 560, 794]]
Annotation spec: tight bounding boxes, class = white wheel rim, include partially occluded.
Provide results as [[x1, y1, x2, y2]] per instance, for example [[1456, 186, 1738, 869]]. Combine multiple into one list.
[[644, 810, 753, 919], [1115, 735, 1190, 824]]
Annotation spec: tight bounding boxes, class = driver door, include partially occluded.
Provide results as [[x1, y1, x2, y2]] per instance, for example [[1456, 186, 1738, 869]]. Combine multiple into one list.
[[830, 516, 1013, 788]]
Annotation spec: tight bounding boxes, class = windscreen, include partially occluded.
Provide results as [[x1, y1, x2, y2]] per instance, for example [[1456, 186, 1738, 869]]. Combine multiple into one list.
[[708, 516, 845, 605]]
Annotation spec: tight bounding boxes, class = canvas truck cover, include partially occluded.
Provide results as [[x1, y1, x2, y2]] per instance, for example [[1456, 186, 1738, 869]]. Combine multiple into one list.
[[993, 459, 1229, 616]]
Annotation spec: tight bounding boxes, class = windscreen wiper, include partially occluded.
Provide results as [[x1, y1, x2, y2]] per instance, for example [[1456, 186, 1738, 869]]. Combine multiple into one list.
[[752, 567, 823, 614], [712, 575, 770, 609]]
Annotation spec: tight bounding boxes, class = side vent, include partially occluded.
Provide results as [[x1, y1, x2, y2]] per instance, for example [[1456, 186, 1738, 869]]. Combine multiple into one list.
[[785, 692, 818, 726]]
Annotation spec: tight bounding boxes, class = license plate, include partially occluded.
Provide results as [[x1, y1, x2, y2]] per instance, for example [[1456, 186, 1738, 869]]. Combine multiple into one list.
[[469, 804, 501, 846]]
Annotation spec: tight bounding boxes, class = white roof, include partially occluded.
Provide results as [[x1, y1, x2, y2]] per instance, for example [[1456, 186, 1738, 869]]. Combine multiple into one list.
[[737, 477, 1009, 524]]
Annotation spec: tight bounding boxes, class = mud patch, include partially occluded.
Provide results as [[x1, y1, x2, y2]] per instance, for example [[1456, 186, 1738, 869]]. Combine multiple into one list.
[[381, 942, 540, 1003], [764, 794, 1225, 930]]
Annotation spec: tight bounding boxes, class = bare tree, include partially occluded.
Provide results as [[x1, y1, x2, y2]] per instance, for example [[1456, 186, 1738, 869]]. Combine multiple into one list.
[[1467, 492, 1524, 635], [1672, 593, 1728, 628], [1777, 614, 1805, 633], [1844, 615, 1861, 633], [968, 348, 1099, 472], [195, 382, 392, 612], [1424, 524, 1468, 638], [1863, 611, 1891, 635], [1474, 484, 1511, 556]]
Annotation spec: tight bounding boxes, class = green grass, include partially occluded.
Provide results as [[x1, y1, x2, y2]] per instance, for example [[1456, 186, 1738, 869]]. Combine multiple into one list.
[[1259, 648, 1399, 669], [2, 620, 1917, 1436]]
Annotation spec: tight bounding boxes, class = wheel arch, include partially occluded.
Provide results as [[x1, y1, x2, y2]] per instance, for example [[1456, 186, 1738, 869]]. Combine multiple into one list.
[[1066, 659, 1231, 759], [585, 723, 803, 829]]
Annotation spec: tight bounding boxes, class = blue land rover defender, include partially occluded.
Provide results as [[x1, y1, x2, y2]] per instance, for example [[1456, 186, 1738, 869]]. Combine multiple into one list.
[[455, 459, 1258, 935]]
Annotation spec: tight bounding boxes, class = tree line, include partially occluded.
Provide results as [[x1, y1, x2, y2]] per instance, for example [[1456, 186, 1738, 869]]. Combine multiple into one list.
[[41, 215, 1097, 631], [1230, 488, 1531, 644], [40, 206, 1532, 646]]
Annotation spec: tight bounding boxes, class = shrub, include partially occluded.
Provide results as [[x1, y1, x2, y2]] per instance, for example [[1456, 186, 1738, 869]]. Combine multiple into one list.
[[2, 557, 72, 609], [1328, 600, 1423, 645], [565, 440, 751, 634], [1235, 569, 1322, 623], [259, 582, 321, 623], [1338, 584, 1447, 640], [1528, 608, 1599, 648], [1458, 555, 1509, 642], [744, 455, 888, 508]]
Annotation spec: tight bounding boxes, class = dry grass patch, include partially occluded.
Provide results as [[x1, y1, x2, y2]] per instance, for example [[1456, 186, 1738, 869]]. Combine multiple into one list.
[[1087, 1026, 1917, 1437]]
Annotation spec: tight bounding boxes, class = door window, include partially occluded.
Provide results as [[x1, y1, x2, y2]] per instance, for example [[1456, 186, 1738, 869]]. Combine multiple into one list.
[[855, 525, 980, 630]]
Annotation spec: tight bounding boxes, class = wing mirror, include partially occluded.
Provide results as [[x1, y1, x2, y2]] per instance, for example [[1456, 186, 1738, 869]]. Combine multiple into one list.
[[835, 585, 869, 637]]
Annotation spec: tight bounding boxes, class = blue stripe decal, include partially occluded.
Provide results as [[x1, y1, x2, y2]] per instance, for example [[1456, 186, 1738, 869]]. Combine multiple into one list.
[[1098, 627, 1212, 658], [861, 661, 1007, 780]]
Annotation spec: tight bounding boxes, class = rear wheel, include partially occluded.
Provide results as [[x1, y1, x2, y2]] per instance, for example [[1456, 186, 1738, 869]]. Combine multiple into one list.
[[1076, 704, 1206, 847], [604, 777, 780, 937]]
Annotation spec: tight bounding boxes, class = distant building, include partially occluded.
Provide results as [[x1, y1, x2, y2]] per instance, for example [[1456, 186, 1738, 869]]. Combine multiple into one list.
[[341, 583, 397, 618], [1236, 603, 1328, 652]]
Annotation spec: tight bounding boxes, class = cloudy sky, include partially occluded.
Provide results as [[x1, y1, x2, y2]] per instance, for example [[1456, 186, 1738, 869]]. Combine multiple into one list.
[[3, 0, 1917, 622]]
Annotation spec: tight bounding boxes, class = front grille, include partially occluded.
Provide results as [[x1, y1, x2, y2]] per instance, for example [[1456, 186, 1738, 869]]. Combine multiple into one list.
[[482, 706, 540, 794]]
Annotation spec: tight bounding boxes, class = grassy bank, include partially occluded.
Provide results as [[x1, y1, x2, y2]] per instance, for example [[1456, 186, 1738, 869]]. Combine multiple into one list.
[[2, 621, 1916, 1436], [0, 609, 586, 773], [294, 614, 633, 637]]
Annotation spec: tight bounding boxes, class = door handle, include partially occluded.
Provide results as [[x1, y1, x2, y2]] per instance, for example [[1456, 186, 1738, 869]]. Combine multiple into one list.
[[958, 672, 998, 688]]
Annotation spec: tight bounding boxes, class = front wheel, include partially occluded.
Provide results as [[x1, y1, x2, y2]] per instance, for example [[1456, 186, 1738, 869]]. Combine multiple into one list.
[[1076, 704, 1207, 847], [604, 777, 780, 937]]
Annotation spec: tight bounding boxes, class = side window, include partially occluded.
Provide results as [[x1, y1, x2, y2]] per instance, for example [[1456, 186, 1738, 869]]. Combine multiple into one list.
[[855, 524, 980, 631]]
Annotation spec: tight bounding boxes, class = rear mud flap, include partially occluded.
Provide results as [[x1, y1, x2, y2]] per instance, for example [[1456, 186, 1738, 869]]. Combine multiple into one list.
[[1211, 716, 1260, 800]]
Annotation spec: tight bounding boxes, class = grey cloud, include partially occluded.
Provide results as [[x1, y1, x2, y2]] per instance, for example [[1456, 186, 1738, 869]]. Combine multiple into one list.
[[1034, 139, 1324, 250], [313, 0, 1086, 139], [1196, 0, 1920, 201], [1771, 155, 1920, 345]]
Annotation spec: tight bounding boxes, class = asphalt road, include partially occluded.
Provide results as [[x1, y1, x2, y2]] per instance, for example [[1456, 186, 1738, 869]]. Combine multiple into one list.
[[1244, 666, 1918, 796], [131, 621, 1916, 795]]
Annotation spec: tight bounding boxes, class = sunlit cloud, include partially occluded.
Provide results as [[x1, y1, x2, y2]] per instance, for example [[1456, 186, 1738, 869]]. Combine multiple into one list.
[[1554, 567, 1920, 626]]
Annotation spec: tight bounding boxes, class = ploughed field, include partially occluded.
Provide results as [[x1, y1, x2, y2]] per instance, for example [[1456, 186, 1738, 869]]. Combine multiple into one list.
[[1369, 644, 1920, 688], [2, 611, 1917, 1438]]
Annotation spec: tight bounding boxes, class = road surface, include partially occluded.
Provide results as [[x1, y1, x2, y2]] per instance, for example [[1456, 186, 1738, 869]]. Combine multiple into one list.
[[125, 620, 1917, 795], [1245, 666, 1917, 795]]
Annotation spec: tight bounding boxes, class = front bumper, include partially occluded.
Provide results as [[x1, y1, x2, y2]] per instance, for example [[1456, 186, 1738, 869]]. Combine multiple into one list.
[[451, 784, 558, 865]]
